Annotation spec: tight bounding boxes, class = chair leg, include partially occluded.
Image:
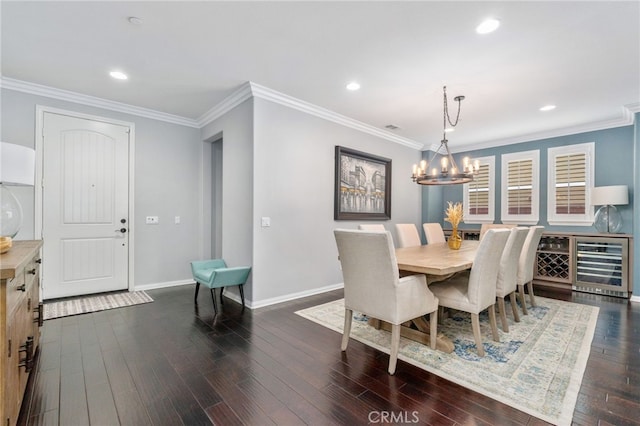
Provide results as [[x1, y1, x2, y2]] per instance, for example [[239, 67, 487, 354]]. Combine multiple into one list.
[[219, 287, 224, 305], [527, 281, 537, 307], [239, 284, 245, 309], [471, 313, 485, 357], [341, 309, 353, 351], [488, 305, 500, 342], [509, 292, 520, 322], [210, 288, 218, 315], [194, 282, 200, 302], [497, 297, 509, 333], [518, 284, 528, 315], [429, 310, 438, 350], [388, 323, 401, 375]]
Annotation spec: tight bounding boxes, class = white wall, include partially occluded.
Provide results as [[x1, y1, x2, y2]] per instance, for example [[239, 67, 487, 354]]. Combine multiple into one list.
[[251, 97, 422, 305], [1, 88, 203, 288], [200, 99, 255, 301]]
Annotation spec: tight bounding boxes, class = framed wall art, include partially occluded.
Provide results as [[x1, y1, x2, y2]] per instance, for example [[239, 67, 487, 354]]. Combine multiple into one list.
[[334, 146, 391, 221]]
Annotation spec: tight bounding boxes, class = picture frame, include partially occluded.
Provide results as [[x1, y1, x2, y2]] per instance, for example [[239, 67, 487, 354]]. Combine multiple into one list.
[[334, 146, 391, 221]]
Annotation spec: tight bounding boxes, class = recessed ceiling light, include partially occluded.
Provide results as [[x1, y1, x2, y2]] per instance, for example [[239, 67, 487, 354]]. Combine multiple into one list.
[[540, 105, 556, 112], [346, 82, 361, 91], [476, 18, 500, 34], [109, 71, 128, 80], [128, 16, 143, 25]]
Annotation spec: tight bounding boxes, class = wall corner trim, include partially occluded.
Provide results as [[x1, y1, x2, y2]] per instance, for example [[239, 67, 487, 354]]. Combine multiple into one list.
[[196, 82, 254, 127]]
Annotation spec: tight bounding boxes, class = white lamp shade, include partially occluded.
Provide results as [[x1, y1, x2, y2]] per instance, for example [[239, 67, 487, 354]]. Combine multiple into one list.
[[591, 185, 629, 206], [0, 142, 35, 186]]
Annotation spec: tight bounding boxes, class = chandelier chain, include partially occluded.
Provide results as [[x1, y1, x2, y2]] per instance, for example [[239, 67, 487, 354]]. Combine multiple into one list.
[[443, 86, 463, 129]]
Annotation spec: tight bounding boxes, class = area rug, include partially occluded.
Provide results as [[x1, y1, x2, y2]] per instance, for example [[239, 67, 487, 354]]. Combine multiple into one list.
[[296, 297, 598, 426], [44, 291, 153, 320]]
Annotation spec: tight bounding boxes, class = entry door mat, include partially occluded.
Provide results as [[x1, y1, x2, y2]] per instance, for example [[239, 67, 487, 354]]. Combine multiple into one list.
[[44, 290, 153, 320], [296, 297, 599, 426]]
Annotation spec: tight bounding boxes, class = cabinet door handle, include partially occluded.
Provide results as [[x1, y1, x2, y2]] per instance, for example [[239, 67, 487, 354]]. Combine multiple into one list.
[[35, 258, 42, 264], [18, 336, 34, 373], [34, 303, 44, 327], [27, 268, 37, 275], [17, 284, 26, 292]]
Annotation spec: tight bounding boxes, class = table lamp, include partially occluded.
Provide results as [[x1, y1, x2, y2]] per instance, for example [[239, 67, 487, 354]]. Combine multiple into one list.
[[1, 142, 36, 253], [590, 185, 628, 233]]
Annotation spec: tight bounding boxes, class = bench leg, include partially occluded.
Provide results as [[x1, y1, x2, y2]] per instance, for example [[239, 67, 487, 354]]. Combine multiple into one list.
[[220, 287, 224, 305], [239, 284, 245, 309], [210, 288, 218, 315], [194, 282, 200, 302]]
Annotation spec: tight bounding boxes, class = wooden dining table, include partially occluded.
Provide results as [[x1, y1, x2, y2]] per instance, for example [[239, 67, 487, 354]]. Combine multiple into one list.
[[370, 240, 481, 353]]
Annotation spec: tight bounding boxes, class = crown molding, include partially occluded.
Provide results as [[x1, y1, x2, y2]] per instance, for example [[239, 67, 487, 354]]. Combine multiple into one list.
[[248, 82, 424, 150], [625, 102, 640, 113], [0, 77, 200, 128], [451, 104, 637, 153], [196, 82, 253, 127]]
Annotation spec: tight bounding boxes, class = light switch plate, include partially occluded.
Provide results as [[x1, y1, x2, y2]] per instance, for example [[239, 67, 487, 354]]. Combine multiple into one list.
[[261, 217, 271, 227], [146, 216, 159, 224]]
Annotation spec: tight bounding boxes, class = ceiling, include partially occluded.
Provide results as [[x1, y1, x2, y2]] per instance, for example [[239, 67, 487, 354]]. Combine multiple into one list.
[[2, 1, 639, 150]]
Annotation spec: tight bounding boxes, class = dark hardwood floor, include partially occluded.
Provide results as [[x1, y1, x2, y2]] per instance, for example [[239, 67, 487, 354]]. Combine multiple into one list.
[[18, 285, 640, 425]]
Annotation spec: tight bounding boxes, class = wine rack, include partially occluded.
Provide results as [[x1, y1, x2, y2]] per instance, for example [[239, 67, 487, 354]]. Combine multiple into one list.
[[535, 235, 572, 284]]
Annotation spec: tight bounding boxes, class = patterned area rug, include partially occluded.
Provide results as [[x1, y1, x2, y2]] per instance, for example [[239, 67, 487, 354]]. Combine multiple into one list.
[[44, 291, 153, 320], [296, 297, 598, 426]]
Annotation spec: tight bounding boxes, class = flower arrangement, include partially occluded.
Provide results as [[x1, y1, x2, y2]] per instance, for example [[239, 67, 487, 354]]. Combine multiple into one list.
[[444, 201, 463, 228]]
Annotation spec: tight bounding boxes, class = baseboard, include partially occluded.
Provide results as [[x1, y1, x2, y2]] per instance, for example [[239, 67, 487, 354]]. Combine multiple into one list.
[[249, 282, 344, 309], [630, 295, 640, 303], [134, 279, 194, 292], [133, 279, 345, 310]]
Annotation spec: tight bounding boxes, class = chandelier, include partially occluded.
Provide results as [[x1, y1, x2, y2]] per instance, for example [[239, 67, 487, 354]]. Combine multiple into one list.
[[411, 86, 478, 185]]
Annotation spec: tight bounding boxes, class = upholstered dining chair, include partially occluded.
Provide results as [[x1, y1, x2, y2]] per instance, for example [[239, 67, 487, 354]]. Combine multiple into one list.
[[190, 259, 251, 314], [479, 223, 516, 240], [395, 223, 422, 248], [495, 227, 529, 332], [334, 229, 439, 375], [423, 223, 446, 244], [358, 224, 386, 231], [429, 228, 510, 357], [516, 226, 545, 315]]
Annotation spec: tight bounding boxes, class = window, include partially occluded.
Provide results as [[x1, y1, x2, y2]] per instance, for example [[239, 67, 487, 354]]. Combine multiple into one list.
[[547, 142, 594, 225], [501, 150, 539, 225], [464, 156, 495, 223]]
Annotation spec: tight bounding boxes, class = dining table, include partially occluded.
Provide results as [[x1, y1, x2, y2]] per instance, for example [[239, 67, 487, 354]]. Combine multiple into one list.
[[369, 240, 481, 353]]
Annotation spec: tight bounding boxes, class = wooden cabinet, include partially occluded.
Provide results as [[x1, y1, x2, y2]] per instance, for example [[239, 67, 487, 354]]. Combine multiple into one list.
[[533, 232, 632, 298], [1, 240, 43, 426]]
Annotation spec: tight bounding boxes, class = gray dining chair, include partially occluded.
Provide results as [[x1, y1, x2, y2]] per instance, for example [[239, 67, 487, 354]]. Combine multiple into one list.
[[334, 229, 439, 374], [423, 223, 446, 244], [495, 227, 529, 332], [429, 229, 510, 357], [395, 223, 422, 248], [516, 226, 545, 315], [479, 223, 516, 240]]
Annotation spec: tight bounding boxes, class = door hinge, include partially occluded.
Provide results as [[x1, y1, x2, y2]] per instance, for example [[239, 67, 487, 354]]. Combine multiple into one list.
[[7, 339, 11, 357]]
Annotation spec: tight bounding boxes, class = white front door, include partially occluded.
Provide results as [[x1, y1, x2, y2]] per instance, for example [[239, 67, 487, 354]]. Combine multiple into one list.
[[42, 112, 130, 299]]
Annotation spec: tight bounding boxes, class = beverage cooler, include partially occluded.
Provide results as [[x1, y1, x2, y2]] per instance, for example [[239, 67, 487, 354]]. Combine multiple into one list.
[[573, 236, 629, 298]]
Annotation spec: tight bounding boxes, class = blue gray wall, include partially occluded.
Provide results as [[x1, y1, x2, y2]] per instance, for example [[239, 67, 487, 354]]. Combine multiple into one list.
[[421, 124, 637, 294]]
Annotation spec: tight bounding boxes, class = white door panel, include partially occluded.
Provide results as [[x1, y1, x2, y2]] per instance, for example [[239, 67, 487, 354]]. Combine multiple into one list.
[[43, 112, 129, 299]]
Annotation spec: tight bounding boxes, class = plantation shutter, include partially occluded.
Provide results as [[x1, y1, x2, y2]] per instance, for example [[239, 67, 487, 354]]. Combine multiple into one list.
[[507, 159, 533, 215], [468, 163, 490, 215], [555, 153, 586, 215]]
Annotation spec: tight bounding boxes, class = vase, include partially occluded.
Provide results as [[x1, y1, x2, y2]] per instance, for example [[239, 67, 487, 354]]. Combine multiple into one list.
[[448, 227, 462, 250]]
